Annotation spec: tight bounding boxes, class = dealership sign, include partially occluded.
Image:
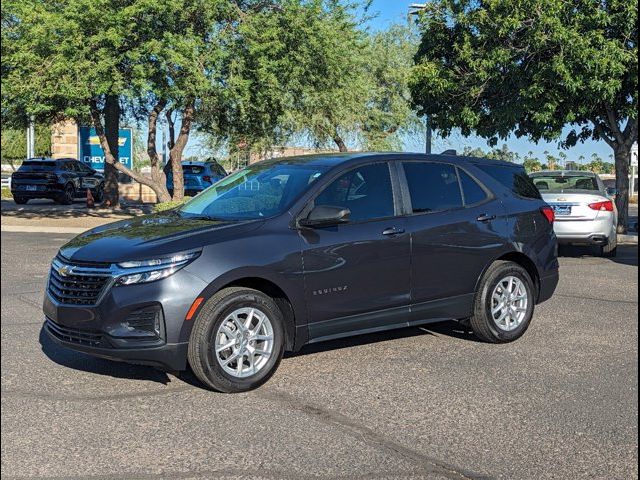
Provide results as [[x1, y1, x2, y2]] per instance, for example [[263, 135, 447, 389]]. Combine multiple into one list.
[[78, 126, 133, 171]]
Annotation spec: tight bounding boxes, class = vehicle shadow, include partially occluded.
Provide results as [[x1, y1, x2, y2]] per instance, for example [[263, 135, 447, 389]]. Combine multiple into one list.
[[288, 320, 482, 359], [38, 326, 173, 385], [559, 244, 638, 267]]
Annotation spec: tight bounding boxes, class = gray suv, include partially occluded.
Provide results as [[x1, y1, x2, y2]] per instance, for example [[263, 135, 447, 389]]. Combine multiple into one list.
[[43, 153, 559, 392]]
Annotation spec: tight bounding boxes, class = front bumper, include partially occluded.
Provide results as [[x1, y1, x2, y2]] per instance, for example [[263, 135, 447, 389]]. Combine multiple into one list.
[[42, 268, 208, 371], [44, 318, 189, 370]]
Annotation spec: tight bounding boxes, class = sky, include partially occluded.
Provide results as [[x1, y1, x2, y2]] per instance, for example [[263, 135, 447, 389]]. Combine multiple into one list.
[[362, 1, 614, 163]]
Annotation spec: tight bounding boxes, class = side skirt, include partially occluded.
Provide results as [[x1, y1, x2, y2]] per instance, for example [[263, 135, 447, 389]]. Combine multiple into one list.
[[307, 293, 474, 345]]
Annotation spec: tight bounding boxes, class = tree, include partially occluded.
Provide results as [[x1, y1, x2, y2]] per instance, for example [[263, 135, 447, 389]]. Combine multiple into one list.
[[360, 24, 422, 151], [2, 0, 146, 205], [410, 0, 638, 232], [2, 0, 265, 205], [0, 125, 51, 169]]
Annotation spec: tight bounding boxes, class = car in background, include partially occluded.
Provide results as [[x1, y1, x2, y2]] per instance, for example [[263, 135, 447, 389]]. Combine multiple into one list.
[[166, 160, 227, 197], [10, 158, 104, 205], [530, 170, 618, 257]]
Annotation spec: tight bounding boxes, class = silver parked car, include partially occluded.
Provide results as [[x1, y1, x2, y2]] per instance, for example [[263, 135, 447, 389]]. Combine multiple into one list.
[[530, 170, 618, 257]]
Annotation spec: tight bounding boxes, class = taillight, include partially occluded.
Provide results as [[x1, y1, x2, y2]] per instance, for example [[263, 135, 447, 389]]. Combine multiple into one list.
[[203, 175, 212, 183], [540, 206, 555, 224], [588, 200, 614, 212]]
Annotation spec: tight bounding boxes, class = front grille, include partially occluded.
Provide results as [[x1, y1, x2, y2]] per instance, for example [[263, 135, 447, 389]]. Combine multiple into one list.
[[45, 318, 104, 347], [47, 258, 112, 306]]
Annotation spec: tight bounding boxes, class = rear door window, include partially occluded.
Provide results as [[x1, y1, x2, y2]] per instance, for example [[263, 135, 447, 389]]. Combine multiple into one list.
[[474, 164, 541, 199], [402, 162, 463, 213], [315, 163, 395, 222]]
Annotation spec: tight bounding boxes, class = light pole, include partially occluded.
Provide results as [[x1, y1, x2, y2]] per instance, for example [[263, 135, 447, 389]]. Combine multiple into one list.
[[409, 4, 432, 155], [26, 115, 35, 158]]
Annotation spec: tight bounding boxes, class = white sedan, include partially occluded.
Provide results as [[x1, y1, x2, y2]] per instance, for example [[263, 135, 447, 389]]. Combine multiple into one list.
[[530, 171, 618, 257]]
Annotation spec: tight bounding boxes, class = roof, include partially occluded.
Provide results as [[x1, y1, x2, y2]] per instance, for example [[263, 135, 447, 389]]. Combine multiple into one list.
[[530, 170, 597, 176], [255, 152, 518, 169]]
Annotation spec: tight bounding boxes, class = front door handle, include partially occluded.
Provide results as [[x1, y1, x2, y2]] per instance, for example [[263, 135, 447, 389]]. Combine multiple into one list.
[[477, 214, 497, 223], [382, 227, 405, 237]]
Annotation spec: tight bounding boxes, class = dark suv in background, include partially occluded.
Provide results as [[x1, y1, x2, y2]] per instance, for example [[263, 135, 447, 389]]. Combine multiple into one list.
[[43, 153, 559, 392], [11, 157, 104, 205]]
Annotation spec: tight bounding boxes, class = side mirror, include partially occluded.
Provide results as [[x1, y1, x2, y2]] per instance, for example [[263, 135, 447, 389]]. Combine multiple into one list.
[[299, 205, 351, 228], [606, 187, 618, 197]]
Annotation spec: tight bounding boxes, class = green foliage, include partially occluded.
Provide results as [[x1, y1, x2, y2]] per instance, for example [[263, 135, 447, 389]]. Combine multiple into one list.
[[1, 125, 51, 164], [1, 188, 13, 199], [410, 0, 637, 149]]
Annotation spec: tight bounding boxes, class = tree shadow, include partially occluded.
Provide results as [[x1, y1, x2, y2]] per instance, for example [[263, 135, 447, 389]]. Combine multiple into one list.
[[1, 199, 152, 219], [39, 326, 173, 385]]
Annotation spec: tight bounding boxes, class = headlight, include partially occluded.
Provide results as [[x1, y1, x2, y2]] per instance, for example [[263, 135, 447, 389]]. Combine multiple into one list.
[[115, 251, 200, 286]]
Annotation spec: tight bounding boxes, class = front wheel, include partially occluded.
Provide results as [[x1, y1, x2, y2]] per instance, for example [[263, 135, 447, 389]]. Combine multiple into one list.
[[13, 195, 28, 205], [470, 261, 535, 343], [188, 287, 285, 393]]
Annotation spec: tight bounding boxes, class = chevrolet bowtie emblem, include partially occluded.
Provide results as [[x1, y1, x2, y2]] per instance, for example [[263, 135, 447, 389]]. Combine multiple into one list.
[[58, 265, 74, 277]]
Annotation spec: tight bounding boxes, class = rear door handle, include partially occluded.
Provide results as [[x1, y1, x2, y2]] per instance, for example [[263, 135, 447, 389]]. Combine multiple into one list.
[[382, 227, 405, 237], [477, 214, 497, 223]]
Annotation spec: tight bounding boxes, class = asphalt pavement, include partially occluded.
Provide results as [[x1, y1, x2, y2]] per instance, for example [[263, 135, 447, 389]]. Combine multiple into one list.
[[1, 232, 638, 480]]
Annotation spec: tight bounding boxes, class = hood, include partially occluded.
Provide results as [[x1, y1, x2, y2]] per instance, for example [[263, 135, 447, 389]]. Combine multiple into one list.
[[59, 212, 263, 264]]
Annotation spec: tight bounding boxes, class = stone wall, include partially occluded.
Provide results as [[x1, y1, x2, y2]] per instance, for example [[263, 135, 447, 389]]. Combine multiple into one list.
[[51, 120, 79, 159]]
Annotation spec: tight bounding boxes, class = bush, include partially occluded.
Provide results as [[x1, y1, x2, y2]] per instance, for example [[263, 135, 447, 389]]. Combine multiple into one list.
[[153, 197, 192, 213], [1, 188, 13, 199]]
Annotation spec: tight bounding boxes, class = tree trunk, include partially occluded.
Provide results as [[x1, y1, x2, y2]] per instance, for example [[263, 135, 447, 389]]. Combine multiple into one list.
[[169, 101, 195, 202], [147, 101, 172, 203], [89, 98, 174, 206], [102, 95, 120, 206], [333, 134, 348, 153], [614, 145, 631, 234]]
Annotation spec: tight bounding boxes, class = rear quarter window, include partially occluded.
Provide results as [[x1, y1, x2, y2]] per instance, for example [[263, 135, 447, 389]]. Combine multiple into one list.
[[474, 164, 541, 199]]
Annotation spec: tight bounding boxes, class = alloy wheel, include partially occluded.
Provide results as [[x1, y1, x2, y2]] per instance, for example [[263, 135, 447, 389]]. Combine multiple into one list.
[[490, 276, 529, 332], [214, 307, 274, 379]]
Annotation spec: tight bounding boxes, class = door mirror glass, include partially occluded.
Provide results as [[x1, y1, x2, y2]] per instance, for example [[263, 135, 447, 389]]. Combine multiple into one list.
[[299, 205, 351, 228]]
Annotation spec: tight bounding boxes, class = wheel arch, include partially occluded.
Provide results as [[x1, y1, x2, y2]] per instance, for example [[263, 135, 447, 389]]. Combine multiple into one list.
[[189, 272, 303, 352], [494, 251, 541, 299]]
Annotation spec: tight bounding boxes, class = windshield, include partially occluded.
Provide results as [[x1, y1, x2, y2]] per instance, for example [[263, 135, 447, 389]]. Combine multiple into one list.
[[179, 163, 326, 220], [531, 174, 600, 193]]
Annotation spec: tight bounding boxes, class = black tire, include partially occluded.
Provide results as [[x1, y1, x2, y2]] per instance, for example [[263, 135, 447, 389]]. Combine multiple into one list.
[[600, 236, 618, 258], [13, 196, 28, 205], [470, 261, 536, 344], [93, 183, 104, 203], [188, 287, 285, 393], [57, 184, 75, 205]]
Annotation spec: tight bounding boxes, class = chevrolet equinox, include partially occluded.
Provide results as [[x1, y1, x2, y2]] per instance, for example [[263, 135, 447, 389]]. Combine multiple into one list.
[[43, 153, 559, 392]]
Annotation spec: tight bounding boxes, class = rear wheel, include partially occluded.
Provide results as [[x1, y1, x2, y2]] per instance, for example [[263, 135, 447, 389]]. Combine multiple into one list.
[[470, 261, 535, 343], [188, 287, 285, 393], [57, 184, 75, 205], [599, 234, 618, 258], [13, 195, 28, 205]]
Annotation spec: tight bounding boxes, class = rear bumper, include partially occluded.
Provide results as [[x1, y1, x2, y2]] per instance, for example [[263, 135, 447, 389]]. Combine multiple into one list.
[[44, 318, 189, 370], [538, 270, 559, 304], [554, 217, 615, 245]]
